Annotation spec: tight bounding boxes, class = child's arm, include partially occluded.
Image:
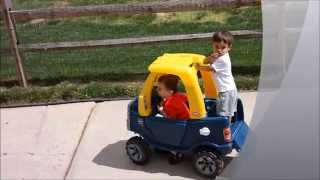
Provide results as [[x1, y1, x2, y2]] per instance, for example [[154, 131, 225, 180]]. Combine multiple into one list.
[[195, 63, 215, 72]]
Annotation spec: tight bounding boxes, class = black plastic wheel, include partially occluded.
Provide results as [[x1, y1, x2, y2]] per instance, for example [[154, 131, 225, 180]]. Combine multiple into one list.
[[193, 150, 224, 178], [126, 136, 152, 165]]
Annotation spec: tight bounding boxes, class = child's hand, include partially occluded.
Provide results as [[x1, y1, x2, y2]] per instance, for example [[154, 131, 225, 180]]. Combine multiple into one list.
[[205, 52, 222, 64], [157, 104, 164, 114]]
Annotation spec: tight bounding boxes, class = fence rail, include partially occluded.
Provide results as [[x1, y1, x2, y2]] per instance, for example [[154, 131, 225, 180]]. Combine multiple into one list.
[[11, 0, 260, 22], [18, 30, 262, 52]]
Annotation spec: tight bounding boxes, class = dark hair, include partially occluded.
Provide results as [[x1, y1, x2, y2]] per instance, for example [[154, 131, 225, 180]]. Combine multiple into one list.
[[212, 31, 234, 46], [158, 74, 179, 93]]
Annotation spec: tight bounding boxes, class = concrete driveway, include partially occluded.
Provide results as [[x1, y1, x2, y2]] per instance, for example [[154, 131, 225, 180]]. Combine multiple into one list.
[[1, 92, 256, 180]]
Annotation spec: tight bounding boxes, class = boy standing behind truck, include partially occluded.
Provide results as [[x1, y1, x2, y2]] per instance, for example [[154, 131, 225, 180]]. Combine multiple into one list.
[[198, 31, 238, 122]]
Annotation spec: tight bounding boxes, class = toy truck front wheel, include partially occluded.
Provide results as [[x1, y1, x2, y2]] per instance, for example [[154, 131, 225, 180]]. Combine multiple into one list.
[[126, 136, 152, 165], [193, 150, 224, 178]]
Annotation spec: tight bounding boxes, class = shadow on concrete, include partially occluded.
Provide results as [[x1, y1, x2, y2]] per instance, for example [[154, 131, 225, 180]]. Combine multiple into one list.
[[92, 140, 234, 179]]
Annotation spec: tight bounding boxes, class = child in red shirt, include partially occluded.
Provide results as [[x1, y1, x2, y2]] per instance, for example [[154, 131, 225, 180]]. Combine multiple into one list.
[[156, 74, 190, 120]]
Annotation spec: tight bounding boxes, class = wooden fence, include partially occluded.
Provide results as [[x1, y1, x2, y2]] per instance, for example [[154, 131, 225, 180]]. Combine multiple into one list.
[[0, 0, 261, 87]]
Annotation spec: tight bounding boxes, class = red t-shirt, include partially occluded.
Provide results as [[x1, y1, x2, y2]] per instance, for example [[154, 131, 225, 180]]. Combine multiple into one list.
[[163, 92, 190, 120]]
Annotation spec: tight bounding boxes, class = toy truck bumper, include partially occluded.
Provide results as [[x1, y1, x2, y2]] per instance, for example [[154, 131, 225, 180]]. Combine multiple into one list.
[[231, 120, 249, 151]]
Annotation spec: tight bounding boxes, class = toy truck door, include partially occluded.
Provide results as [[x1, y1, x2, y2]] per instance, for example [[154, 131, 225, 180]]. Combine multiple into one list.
[[144, 117, 187, 147]]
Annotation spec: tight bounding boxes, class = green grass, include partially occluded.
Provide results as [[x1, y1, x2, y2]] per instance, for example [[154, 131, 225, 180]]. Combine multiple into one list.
[[3, 1, 261, 44], [1, 4, 261, 44], [0, 76, 258, 105], [0, 81, 142, 105], [11, 0, 156, 10], [0, 1, 262, 104], [11, 0, 58, 10], [70, 0, 155, 6], [9, 6, 261, 44], [1, 39, 261, 85]]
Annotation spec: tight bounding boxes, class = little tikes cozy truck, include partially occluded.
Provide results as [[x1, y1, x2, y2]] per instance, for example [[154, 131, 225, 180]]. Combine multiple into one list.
[[126, 53, 249, 178]]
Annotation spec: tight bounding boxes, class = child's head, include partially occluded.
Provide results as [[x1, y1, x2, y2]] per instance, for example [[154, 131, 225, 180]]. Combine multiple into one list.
[[157, 74, 179, 98], [212, 31, 234, 54]]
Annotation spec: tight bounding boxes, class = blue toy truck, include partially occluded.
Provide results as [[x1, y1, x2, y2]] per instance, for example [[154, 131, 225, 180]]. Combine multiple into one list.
[[126, 53, 249, 178]]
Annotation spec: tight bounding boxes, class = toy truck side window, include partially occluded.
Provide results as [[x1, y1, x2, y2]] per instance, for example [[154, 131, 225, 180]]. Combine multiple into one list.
[[152, 74, 190, 119]]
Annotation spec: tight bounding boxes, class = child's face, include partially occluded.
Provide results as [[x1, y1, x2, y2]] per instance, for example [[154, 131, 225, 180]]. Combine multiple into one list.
[[156, 82, 174, 99], [213, 41, 231, 54]]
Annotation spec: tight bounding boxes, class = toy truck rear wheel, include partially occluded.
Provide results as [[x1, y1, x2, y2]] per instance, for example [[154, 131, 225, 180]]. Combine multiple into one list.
[[126, 136, 152, 165], [193, 150, 224, 178]]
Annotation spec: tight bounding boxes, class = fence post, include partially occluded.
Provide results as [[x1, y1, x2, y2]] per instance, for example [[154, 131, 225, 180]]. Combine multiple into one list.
[[1, 0, 28, 87]]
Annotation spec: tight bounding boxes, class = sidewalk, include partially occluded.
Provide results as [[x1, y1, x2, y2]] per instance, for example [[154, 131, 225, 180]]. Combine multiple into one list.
[[1, 102, 96, 179], [1, 92, 256, 180]]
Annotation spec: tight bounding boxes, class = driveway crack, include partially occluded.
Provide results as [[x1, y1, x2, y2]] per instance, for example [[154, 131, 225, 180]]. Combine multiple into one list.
[[63, 102, 97, 180]]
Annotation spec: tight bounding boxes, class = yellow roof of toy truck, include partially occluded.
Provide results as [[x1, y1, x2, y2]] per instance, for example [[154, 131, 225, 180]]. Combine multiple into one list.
[[138, 53, 219, 119], [148, 53, 205, 75]]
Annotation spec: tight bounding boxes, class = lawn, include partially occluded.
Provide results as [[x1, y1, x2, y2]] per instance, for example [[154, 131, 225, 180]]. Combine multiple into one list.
[[11, 7, 261, 43], [1, 39, 261, 84], [0, 0, 262, 105]]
